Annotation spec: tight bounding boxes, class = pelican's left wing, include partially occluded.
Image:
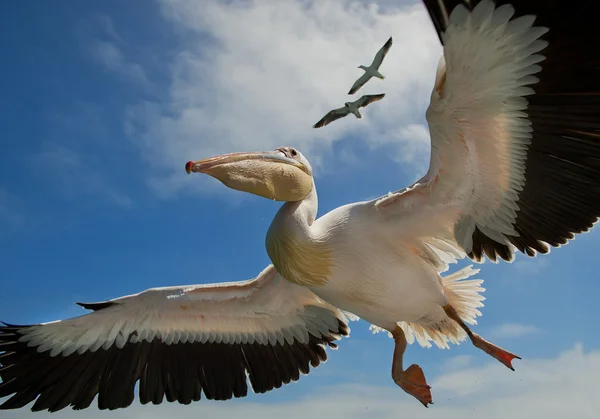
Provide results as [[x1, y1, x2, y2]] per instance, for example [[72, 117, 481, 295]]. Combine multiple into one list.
[[0, 265, 349, 412], [376, 0, 600, 263]]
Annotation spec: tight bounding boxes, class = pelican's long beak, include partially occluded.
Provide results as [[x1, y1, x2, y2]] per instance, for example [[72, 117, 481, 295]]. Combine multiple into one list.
[[185, 150, 313, 202], [185, 151, 308, 175]]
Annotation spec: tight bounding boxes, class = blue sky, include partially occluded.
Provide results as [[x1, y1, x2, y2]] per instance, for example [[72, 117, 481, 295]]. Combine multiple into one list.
[[2, 0, 600, 417]]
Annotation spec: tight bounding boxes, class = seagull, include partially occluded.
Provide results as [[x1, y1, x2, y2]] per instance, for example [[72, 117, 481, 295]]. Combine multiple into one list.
[[2, 0, 600, 413], [313, 94, 385, 128], [347, 36, 393, 95]]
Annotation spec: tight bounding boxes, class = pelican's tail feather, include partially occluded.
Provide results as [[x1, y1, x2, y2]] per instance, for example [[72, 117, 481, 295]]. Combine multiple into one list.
[[441, 264, 486, 327], [369, 265, 486, 349], [411, 265, 485, 349]]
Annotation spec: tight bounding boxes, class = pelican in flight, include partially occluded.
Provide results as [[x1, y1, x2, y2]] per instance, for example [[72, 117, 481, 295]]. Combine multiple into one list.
[[2, 0, 600, 413], [313, 94, 385, 128], [348, 36, 392, 95]]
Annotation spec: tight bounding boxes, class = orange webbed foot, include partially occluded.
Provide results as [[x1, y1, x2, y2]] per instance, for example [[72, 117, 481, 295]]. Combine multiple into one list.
[[394, 364, 433, 407], [472, 333, 521, 371]]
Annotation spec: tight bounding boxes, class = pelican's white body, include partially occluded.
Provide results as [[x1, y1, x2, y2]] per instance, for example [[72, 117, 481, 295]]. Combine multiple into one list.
[[267, 183, 482, 349], [310, 204, 447, 330]]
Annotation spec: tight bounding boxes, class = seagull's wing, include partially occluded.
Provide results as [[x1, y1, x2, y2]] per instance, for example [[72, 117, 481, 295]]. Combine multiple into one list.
[[313, 106, 351, 128], [356, 93, 386, 109], [375, 0, 600, 263], [348, 72, 372, 95], [370, 36, 393, 69], [0, 265, 349, 412]]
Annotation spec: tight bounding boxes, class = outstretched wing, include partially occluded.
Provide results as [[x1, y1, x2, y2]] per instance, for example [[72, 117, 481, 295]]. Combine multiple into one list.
[[356, 93, 385, 109], [370, 36, 393, 69], [0, 265, 349, 412], [376, 0, 600, 263], [313, 106, 350, 128], [348, 72, 372, 95]]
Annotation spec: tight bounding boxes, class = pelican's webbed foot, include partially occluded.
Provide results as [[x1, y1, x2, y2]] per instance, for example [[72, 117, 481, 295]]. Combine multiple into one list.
[[443, 304, 521, 371], [471, 333, 521, 371], [393, 364, 433, 407], [390, 326, 433, 407]]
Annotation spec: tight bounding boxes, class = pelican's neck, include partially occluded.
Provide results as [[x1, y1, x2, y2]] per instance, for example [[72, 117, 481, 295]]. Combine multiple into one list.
[[271, 179, 318, 239], [265, 180, 332, 287]]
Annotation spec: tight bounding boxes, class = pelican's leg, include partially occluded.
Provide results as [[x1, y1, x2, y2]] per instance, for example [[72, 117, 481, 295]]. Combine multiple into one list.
[[390, 325, 433, 407], [443, 304, 521, 370]]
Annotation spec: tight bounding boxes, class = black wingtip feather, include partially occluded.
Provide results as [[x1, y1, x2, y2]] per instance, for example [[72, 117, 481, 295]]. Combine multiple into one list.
[[76, 301, 116, 311], [0, 317, 348, 412]]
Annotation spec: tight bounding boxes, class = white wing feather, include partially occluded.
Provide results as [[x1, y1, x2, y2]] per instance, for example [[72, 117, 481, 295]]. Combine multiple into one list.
[[16, 265, 349, 357], [375, 1, 549, 256]]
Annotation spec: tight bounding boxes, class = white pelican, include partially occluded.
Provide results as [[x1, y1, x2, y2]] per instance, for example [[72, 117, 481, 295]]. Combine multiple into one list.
[[313, 94, 385, 128], [2, 0, 600, 412], [347, 36, 393, 95]]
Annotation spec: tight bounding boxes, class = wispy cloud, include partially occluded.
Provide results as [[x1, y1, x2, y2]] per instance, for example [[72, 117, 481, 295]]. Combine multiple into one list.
[[90, 40, 149, 86], [77, 14, 155, 92], [441, 354, 473, 372], [124, 0, 442, 198], [0, 186, 24, 230], [488, 323, 540, 340], [499, 254, 550, 285], [29, 143, 132, 208], [2, 343, 599, 418], [513, 256, 550, 275], [92, 14, 124, 43]]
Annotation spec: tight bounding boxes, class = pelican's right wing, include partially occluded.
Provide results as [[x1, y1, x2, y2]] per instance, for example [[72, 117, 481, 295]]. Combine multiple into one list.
[[374, 0, 600, 264], [0, 265, 349, 412]]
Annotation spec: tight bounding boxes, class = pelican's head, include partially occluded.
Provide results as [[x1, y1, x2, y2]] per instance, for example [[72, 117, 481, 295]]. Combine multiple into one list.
[[186, 146, 314, 202]]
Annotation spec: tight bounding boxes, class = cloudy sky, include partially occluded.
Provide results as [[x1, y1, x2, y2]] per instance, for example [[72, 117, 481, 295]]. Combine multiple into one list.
[[1, 0, 600, 417]]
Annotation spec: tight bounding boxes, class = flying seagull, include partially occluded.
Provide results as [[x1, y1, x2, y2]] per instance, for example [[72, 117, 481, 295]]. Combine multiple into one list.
[[347, 36, 393, 95], [2, 0, 600, 413], [313, 94, 385, 128]]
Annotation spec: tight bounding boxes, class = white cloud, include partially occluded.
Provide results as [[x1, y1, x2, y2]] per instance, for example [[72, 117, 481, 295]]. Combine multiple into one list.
[[125, 0, 442, 198], [2, 344, 600, 418], [93, 14, 123, 44], [90, 40, 149, 85], [488, 323, 540, 340]]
